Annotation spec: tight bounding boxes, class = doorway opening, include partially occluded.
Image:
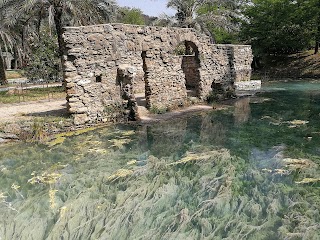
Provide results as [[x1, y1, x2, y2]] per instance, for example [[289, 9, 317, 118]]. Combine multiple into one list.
[[136, 51, 150, 110], [175, 41, 201, 98]]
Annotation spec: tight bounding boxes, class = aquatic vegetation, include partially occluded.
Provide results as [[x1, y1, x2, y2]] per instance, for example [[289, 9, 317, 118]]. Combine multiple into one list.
[[168, 149, 230, 166], [28, 172, 62, 185], [261, 168, 290, 175], [107, 169, 134, 181], [1, 81, 320, 239], [47, 126, 104, 146], [108, 138, 131, 149], [47, 136, 66, 147], [283, 158, 316, 169], [0, 192, 6, 201], [121, 130, 135, 136], [295, 178, 320, 184], [287, 119, 309, 128], [127, 160, 137, 165]]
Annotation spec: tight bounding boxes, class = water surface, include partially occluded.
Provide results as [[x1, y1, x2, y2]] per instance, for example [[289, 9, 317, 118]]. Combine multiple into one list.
[[1, 81, 320, 239]]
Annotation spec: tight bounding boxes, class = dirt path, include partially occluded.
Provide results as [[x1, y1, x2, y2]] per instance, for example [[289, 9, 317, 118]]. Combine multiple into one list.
[[0, 99, 68, 123], [0, 97, 218, 125]]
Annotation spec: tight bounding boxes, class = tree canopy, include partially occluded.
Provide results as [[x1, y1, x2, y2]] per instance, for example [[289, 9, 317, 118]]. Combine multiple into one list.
[[241, 0, 320, 55], [117, 7, 145, 25], [1, 0, 319, 85]]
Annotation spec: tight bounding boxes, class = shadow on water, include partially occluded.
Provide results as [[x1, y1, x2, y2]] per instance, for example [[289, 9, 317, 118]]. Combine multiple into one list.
[[0, 81, 320, 239]]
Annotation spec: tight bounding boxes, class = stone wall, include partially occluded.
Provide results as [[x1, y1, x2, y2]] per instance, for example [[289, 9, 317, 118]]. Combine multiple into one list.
[[62, 23, 253, 124], [234, 80, 262, 91]]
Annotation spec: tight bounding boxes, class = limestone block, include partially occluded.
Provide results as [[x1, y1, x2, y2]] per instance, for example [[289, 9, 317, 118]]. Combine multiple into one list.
[[64, 70, 79, 78], [67, 87, 77, 95], [64, 61, 76, 72], [67, 97, 79, 103], [69, 100, 85, 109], [68, 47, 83, 56], [103, 24, 114, 33], [74, 113, 89, 125], [77, 79, 91, 86]]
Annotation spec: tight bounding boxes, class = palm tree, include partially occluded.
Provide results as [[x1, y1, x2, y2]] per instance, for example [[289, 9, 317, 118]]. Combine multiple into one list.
[[0, 0, 17, 85], [167, 0, 243, 43], [314, 0, 320, 54], [167, 0, 203, 28], [13, 0, 117, 58], [1, 0, 117, 85]]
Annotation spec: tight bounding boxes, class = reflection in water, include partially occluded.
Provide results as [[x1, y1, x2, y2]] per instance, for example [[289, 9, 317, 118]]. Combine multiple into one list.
[[234, 97, 251, 125], [0, 82, 320, 239], [200, 114, 227, 146]]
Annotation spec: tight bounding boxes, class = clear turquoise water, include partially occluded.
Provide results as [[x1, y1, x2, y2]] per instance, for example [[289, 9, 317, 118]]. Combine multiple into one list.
[[0, 81, 320, 239]]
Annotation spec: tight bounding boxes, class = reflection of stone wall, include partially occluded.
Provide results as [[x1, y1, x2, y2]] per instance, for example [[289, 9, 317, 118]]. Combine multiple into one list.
[[146, 119, 188, 158], [62, 24, 253, 124], [200, 114, 227, 146], [234, 97, 251, 125]]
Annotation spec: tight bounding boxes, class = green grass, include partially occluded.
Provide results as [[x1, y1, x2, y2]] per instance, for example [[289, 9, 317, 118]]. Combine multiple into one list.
[[5, 70, 25, 79], [0, 86, 65, 104]]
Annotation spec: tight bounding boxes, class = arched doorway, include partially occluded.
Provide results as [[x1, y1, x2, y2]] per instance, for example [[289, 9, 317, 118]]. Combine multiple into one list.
[[175, 41, 201, 98]]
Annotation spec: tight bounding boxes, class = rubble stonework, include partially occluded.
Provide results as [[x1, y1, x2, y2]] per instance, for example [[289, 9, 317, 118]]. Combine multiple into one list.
[[62, 23, 253, 124]]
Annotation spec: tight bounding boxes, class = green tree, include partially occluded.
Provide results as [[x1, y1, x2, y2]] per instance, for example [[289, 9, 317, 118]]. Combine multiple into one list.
[[117, 7, 145, 25], [311, 0, 320, 54], [24, 30, 61, 83], [241, 0, 317, 55]]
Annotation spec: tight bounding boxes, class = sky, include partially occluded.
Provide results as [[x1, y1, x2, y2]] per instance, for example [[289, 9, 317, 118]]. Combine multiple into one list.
[[116, 0, 176, 17]]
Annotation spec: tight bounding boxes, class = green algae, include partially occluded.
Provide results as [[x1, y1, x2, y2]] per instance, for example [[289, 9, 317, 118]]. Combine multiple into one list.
[[46, 126, 105, 147]]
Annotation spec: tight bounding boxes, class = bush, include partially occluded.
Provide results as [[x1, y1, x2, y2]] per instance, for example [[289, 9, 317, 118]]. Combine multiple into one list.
[[24, 31, 62, 83]]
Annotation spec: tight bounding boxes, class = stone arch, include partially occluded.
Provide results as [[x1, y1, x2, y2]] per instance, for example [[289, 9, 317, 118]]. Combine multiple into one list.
[[174, 40, 201, 98]]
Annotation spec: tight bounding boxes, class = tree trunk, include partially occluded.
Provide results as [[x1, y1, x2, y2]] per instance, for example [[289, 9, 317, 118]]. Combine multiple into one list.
[[314, 0, 320, 54], [0, 51, 8, 85], [53, 4, 64, 59]]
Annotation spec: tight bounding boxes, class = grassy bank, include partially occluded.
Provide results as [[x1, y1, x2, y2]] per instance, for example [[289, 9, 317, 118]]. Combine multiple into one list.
[[0, 86, 65, 104], [253, 50, 320, 80], [5, 70, 24, 79]]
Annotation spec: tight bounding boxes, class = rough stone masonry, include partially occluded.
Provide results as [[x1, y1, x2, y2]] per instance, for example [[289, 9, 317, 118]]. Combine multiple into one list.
[[62, 23, 255, 125]]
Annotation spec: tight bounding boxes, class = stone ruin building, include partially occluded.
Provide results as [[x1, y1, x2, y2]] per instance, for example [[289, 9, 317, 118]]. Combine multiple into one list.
[[62, 23, 258, 125]]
